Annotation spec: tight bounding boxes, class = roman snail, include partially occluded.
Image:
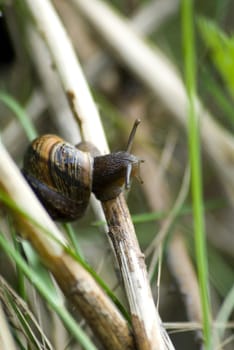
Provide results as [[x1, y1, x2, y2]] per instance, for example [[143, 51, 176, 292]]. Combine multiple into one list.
[[22, 119, 143, 221]]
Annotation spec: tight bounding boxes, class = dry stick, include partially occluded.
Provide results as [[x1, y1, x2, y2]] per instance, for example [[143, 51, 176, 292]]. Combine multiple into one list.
[[102, 195, 172, 350], [0, 142, 134, 350], [71, 0, 234, 208], [15, 0, 172, 348]]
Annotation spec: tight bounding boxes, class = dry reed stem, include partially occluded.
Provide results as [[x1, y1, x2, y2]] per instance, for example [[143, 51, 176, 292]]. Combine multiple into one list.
[[102, 195, 173, 350]]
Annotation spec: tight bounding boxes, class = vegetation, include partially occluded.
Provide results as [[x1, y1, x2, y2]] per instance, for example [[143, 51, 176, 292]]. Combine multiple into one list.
[[0, 0, 233, 349]]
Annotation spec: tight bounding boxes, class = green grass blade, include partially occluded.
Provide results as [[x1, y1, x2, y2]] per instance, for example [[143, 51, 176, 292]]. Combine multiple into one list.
[[0, 92, 37, 141], [182, 1, 212, 348], [198, 18, 234, 97], [63, 223, 84, 258]]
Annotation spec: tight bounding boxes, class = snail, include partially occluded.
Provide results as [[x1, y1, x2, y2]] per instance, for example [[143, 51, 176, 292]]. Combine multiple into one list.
[[22, 120, 142, 221]]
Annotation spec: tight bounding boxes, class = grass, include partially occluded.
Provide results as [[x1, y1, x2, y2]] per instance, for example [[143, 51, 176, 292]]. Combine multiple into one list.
[[182, 1, 212, 349], [0, 233, 98, 350], [0, 91, 37, 141], [1, 1, 234, 349]]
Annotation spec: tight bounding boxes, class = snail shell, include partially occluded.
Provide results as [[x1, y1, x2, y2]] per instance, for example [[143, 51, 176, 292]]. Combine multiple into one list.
[[23, 135, 93, 220]]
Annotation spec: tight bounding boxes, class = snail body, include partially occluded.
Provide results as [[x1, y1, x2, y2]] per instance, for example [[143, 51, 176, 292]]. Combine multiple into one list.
[[23, 121, 141, 221]]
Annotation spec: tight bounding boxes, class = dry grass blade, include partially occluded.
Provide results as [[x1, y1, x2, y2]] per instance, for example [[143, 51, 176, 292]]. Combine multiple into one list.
[[0, 301, 17, 350], [0, 276, 53, 350]]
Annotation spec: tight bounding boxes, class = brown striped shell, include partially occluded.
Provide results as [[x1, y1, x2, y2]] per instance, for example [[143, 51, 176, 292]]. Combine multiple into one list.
[[23, 135, 93, 221]]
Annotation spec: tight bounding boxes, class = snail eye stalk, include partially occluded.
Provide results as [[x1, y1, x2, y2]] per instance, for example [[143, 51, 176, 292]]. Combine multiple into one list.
[[126, 119, 141, 153], [125, 163, 132, 189]]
